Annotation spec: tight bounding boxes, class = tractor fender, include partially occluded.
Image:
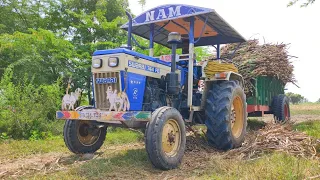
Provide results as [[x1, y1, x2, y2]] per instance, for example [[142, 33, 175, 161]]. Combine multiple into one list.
[[200, 72, 245, 112], [204, 71, 244, 88], [227, 72, 244, 87]]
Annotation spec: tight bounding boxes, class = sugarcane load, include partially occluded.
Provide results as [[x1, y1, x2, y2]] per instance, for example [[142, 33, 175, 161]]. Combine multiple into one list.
[[206, 39, 296, 96], [56, 4, 293, 171]]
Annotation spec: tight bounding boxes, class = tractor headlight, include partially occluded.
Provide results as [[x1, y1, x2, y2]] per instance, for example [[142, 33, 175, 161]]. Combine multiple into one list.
[[108, 57, 119, 67], [92, 59, 102, 68]]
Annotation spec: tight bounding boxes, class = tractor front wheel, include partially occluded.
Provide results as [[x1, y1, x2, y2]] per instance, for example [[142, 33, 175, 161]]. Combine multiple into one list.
[[145, 107, 186, 170], [63, 120, 107, 154], [205, 81, 247, 150]]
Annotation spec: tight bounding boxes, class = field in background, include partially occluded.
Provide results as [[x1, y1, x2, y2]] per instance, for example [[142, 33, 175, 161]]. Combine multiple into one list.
[[1, 103, 320, 179], [291, 103, 320, 115]]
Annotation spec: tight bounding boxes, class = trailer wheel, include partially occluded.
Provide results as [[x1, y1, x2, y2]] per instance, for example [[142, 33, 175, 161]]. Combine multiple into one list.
[[145, 107, 186, 170], [64, 120, 107, 154], [275, 94, 290, 122], [271, 96, 280, 120], [205, 81, 247, 150]]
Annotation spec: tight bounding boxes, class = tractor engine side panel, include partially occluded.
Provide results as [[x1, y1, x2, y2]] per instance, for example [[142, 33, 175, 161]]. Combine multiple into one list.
[[120, 71, 146, 110]]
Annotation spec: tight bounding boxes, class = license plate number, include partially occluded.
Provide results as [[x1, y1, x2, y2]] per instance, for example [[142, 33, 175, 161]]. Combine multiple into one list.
[[96, 77, 117, 84]]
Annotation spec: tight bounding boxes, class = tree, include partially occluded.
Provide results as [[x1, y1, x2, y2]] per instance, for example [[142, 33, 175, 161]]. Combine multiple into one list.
[[0, 0, 133, 139], [57, 0, 129, 103], [288, 0, 316, 7], [0, 0, 65, 34], [133, 36, 211, 61], [286, 92, 305, 104], [138, 0, 146, 11], [0, 29, 77, 86]]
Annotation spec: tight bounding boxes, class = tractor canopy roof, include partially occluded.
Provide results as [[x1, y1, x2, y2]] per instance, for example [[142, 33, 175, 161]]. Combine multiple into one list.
[[121, 4, 246, 48]]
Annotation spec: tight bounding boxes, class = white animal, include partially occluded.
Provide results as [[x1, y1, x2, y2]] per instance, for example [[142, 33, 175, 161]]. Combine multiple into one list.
[[61, 88, 82, 110], [62, 94, 70, 110], [106, 86, 130, 112], [120, 92, 130, 111], [68, 92, 78, 110], [107, 89, 120, 111]]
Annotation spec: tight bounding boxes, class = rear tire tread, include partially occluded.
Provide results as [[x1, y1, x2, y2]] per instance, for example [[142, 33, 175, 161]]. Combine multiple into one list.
[[205, 81, 247, 150], [275, 94, 290, 122]]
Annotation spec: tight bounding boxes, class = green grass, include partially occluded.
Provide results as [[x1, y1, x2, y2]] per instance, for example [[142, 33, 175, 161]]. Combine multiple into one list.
[[25, 152, 320, 180], [105, 127, 143, 145], [0, 127, 143, 161], [0, 137, 67, 160], [20, 121, 320, 179], [24, 149, 150, 180], [294, 121, 320, 138], [4, 106, 320, 179], [204, 153, 320, 180], [76, 149, 150, 179]]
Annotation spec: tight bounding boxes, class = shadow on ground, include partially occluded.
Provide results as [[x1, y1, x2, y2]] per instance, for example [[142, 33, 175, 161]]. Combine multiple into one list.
[[247, 119, 267, 131], [58, 152, 104, 166]]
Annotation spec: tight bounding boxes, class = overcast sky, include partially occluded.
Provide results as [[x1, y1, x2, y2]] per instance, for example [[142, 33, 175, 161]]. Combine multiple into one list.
[[128, 0, 320, 102]]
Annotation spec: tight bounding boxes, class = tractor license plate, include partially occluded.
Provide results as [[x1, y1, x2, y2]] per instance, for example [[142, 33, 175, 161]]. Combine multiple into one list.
[[95, 77, 117, 84]]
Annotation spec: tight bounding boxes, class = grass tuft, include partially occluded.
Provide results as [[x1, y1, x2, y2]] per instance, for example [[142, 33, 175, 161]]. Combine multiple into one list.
[[204, 153, 320, 180], [294, 121, 320, 138], [76, 149, 149, 179], [0, 138, 67, 160], [105, 127, 144, 145]]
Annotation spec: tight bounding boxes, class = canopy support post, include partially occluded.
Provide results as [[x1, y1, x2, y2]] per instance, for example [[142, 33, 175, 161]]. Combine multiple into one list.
[[216, 43, 220, 59], [149, 24, 154, 57], [187, 16, 195, 109], [125, 11, 132, 50]]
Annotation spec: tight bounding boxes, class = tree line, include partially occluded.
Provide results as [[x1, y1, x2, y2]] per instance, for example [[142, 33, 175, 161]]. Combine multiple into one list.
[[0, 0, 144, 139], [0, 0, 315, 139], [0, 0, 210, 139]]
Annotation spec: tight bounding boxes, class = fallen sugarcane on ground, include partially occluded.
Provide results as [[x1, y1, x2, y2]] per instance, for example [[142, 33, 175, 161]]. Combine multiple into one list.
[[186, 122, 320, 160], [204, 39, 297, 95]]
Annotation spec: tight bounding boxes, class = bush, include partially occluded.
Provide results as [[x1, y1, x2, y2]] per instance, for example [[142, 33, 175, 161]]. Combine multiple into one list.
[[0, 68, 63, 139]]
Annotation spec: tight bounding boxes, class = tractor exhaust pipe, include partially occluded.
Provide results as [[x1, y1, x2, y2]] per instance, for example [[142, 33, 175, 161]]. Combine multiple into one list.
[[166, 32, 181, 95], [125, 11, 132, 50]]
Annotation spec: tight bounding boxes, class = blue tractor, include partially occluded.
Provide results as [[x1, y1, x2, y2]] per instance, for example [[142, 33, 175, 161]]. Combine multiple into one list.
[[57, 4, 247, 170]]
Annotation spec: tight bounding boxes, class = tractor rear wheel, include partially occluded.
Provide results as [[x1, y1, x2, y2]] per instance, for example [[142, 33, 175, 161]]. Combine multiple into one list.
[[63, 120, 107, 154], [205, 81, 247, 150], [145, 107, 186, 170]]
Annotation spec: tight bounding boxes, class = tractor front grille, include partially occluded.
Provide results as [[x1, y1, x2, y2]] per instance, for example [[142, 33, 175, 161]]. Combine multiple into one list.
[[94, 72, 120, 110]]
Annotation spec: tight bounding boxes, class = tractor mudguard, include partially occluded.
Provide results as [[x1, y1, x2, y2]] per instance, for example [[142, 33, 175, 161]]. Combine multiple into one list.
[[205, 71, 244, 88]]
